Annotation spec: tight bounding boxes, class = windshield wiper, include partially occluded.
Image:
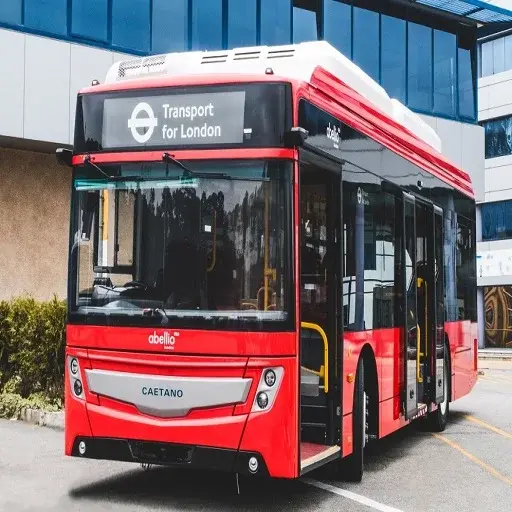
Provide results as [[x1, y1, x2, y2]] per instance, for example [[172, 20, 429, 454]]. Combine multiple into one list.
[[162, 152, 197, 178], [142, 307, 170, 326], [84, 154, 111, 179]]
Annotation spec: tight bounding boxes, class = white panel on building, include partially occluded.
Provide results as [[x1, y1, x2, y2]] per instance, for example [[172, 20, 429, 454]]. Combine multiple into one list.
[[0, 30, 25, 138], [24, 35, 71, 144], [69, 45, 118, 145]]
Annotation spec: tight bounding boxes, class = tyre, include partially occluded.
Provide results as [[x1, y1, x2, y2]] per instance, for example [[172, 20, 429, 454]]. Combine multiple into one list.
[[339, 357, 365, 482], [426, 351, 450, 432]]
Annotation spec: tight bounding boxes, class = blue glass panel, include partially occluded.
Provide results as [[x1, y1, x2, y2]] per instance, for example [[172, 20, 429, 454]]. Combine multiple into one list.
[[0, 0, 22, 25], [25, 0, 67, 36], [480, 40, 494, 77], [71, 0, 108, 42], [112, 0, 150, 52], [191, 0, 223, 50], [458, 47, 475, 119], [227, 0, 257, 48], [433, 30, 456, 117], [260, 0, 291, 46], [152, 0, 188, 52], [323, 0, 351, 58], [293, 7, 318, 43], [381, 15, 406, 103], [353, 7, 379, 82], [408, 22, 433, 113], [482, 200, 512, 241], [483, 116, 512, 159]]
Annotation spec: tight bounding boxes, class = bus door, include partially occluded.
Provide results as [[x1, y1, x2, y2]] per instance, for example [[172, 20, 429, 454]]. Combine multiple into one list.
[[298, 151, 342, 460], [403, 192, 419, 419], [432, 206, 446, 405]]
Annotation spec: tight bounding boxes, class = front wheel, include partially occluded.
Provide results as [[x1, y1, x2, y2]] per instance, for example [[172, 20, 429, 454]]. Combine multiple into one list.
[[426, 352, 450, 432]]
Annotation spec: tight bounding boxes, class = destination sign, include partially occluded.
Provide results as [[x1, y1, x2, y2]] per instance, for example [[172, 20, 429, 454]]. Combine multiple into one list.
[[74, 83, 292, 153], [102, 91, 246, 149]]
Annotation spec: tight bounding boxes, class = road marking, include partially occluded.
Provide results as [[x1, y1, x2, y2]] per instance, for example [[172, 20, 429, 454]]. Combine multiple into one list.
[[464, 415, 512, 440], [432, 433, 512, 487], [302, 478, 405, 512]]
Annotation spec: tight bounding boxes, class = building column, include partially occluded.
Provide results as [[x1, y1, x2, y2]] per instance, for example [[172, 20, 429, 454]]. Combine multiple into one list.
[[477, 287, 485, 349]]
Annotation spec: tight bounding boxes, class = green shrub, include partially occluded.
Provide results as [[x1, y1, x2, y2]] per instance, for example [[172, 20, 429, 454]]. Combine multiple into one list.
[[0, 296, 66, 402]]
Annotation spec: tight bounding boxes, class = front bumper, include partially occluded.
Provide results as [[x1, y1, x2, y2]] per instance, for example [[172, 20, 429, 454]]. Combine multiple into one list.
[[71, 436, 269, 476]]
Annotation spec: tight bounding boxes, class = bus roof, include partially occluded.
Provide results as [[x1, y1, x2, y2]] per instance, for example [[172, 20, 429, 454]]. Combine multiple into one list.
[[91, 41, 473, 198], [103, 41, 442, 154]]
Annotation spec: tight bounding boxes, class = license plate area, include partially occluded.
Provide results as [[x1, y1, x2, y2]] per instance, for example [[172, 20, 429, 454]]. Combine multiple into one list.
[[128, 440, 194, 464]]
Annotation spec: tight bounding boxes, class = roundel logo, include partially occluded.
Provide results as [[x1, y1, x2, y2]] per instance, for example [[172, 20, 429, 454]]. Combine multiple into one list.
[[127, 102, 158, 144]]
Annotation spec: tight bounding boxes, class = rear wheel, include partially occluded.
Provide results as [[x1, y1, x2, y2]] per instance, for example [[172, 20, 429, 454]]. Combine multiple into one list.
[[426, 351, 450, 432], [340, 358, 365, 482]]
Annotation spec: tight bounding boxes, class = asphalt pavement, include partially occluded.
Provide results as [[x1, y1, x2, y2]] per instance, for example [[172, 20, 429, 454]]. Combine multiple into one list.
[[0, 361, 511, 511]]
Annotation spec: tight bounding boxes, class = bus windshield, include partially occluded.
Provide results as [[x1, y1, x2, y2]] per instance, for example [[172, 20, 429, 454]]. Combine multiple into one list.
[[69, 159, 293, 329]]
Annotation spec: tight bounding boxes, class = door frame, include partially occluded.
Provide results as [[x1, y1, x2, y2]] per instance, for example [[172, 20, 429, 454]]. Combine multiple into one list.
[[297, 148, 343, 447]]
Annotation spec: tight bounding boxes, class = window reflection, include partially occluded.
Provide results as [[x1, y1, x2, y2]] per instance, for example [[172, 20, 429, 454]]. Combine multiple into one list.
[[71, 160, 292, 327]]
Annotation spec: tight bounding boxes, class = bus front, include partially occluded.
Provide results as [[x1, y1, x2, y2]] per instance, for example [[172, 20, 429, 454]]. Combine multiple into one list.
[[62, 77, 299, 478]]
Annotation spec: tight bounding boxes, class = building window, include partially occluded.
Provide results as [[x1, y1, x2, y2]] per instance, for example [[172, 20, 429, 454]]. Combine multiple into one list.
[[408, 22, 433, 113], [112, 0, 151, 53], [24, 0, 67, 36], [458, 29, 476, 120], [353, 6, 379, 82], [323, 0, 351, 58], [480, 35, 512, 78], [481, 200, 512, 241], [227, 0, 257, 48], [191, 0, 223, 50], [152, 0, 188, 53], [381, 15, 406, 104], [433, 29, 456, 117], [482, 115, 512, 159], [293, 0, 320, 43], [261, 0, 292, 46], [0, 0, 22, 25], [72, 0, 108, 43]]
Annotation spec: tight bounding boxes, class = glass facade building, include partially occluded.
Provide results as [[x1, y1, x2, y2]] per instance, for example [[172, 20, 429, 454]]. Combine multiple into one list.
[[0, 0, 479, 122]]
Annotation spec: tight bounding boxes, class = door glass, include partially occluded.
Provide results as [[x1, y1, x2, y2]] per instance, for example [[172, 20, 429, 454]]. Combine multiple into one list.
[[404, 196, 418, 418], [434, 209, 446, 403]]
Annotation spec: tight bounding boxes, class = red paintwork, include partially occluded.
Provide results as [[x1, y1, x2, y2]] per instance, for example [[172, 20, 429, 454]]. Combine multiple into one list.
[[65, 62, 477, 478], [71, 148, 295, 166], [67, 325, 296, 357], [340, 321, 478, 456]]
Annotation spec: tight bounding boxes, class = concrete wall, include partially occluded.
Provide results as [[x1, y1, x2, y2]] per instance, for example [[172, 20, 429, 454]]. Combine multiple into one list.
[[0, 147, 71, 300]]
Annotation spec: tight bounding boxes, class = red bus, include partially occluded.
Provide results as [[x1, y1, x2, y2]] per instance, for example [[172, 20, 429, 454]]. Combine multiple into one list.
[[57, 41, 478, 482]]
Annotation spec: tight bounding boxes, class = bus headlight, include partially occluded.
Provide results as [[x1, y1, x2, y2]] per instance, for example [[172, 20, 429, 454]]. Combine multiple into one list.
[[257, 392, 269, 409], [70, 358, 79, 375], [264, 369, 276, 387], [251, 367, 284, 412], [74, 379, 83, 397]]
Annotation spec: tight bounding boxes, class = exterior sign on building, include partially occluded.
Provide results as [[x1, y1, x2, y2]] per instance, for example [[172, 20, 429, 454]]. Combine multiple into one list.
[[477, 248, 512, 281]]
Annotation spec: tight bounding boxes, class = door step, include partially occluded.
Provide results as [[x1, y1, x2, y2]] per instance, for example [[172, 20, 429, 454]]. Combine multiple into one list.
[[411, 403, 428, 420], [300, 442, 340, 474]]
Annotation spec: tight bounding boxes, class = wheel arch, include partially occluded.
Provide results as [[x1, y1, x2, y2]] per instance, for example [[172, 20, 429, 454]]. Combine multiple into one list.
[[359, 344, 379, 439]]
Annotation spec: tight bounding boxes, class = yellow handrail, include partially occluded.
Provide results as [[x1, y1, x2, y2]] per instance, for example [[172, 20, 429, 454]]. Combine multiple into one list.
[[301, 322, 329, 393]]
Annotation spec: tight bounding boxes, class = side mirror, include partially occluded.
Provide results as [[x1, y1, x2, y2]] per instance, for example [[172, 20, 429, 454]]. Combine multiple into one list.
[[284, 127, 309, 148], [56, 148, 73, 167]]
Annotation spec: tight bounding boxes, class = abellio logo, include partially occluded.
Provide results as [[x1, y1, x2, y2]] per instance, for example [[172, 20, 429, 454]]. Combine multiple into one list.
[[148, 331, 179, 350]]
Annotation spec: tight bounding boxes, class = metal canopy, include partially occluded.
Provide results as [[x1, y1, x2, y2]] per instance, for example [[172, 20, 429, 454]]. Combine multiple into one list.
[[414, 0, 512, 23]]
